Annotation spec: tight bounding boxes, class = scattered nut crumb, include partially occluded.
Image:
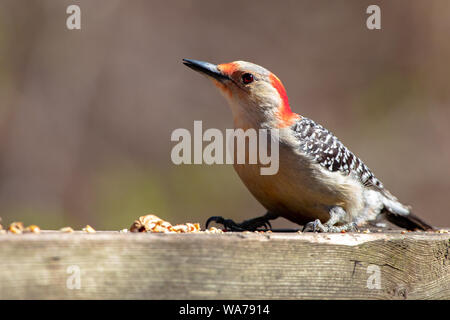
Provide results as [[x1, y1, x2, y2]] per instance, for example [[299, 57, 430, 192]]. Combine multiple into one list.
[[340, 230, 347, 233], [401, 230, 407, 234], [436, 229, 449, 234], [363, 229, 371, 234], [205, 227, 223, 234], [130, 214, 201, 233], [130, 214, 164, 232], [60, 227, 74, 233], [0, 221, 5, 234], [171, 224, 188, 233], [24, 225, 41, 233], [152, 224, 167, 232], [9, 222, 24, 234], [82, 225, 96, 233], [187, 223, 200, 232]]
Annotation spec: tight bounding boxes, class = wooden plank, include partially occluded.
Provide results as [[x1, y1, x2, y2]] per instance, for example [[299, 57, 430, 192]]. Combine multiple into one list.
[[0, 231, 448, 299]]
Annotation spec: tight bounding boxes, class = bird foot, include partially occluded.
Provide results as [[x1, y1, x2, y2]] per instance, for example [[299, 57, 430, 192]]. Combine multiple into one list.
[[302, 219, 357, 233], [302, 207, 358, 233], [206, 215, 273, 232]]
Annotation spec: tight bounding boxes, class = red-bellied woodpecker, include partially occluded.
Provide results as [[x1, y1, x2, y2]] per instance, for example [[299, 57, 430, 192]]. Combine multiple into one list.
[[183, 59, 433, 232]]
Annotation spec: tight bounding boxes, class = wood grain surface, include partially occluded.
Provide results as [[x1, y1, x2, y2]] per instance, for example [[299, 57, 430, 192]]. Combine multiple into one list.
[[0, 231, 448, 299]]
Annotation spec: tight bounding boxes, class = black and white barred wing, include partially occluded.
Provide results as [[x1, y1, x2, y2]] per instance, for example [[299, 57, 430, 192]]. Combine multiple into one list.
[[291, 117, 384, 189], [290, 117, 434, 230]]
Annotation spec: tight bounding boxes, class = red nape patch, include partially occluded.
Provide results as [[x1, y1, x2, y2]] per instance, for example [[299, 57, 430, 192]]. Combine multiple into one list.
[[269, 73, 299, 127]]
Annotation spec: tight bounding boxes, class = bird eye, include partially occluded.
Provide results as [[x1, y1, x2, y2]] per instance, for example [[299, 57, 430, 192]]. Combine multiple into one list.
[[241, 73, 254, 84]]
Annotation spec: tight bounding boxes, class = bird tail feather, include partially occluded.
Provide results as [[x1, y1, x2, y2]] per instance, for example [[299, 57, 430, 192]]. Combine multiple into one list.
[[382, 195, 433, 231]]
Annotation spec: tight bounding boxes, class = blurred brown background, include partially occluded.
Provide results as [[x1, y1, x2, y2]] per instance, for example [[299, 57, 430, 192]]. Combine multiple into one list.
[[0, 0, 449, 229]]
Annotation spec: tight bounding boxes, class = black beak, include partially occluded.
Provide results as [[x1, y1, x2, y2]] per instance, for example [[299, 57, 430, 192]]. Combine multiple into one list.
[[183, 59, 229, 82]]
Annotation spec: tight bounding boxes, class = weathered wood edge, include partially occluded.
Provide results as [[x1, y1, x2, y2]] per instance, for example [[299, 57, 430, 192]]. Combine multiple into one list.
[[0, 231, 449, 299]]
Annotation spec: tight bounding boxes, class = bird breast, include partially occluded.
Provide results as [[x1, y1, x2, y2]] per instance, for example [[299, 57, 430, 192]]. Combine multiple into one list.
[[232, 129, 365, 225]]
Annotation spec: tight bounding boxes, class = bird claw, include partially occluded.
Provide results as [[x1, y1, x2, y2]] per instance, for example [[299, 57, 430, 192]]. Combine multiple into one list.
[[302, 206, 358, 233], [205, 216, 243, 231], [205, 215, 272, 232], [349, 222, 359, 232], [302, 220, 358, 233], [302, 219, 325, 232]]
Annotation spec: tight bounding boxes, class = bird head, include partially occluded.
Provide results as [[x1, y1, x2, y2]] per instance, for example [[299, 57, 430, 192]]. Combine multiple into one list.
[[183, 59, 298, 128]]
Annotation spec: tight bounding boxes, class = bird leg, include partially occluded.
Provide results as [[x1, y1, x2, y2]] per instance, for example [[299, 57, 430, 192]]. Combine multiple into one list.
[[205, 212, 278, 232], [302, 207, 358, 233]]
